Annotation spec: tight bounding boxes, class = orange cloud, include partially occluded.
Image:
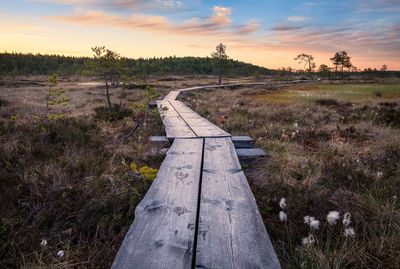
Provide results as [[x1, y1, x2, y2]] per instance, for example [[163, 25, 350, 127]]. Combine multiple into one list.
[[50, 6, 248, 38], [208, 6, 232, 25]]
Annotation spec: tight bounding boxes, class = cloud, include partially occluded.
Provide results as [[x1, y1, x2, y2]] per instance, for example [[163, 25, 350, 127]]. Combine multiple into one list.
[[272, 23, 308, 31], [235, 22, 261, 35], [50, 6, 241, 38], [27, 0, 100, 4], [358, 0, 400, 12], [27, 0, 191, 12], [287, 16, 309, 22], [208, 6, 232, 25], [156, 0, 182, 7]]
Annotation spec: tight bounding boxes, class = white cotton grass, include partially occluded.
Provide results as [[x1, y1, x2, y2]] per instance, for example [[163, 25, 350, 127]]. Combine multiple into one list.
[[302, 234, 315, 247], [326, 211, 340, 225], [310, 219, 320, 230], [279, 211, 287, 222], [303, 216, 319, 229], [343, 212, 351, 226], [57, 250, 64, 258], [344, 227, 356, 238], [40, 239, 47, 247], [279, 198, 287, 209]]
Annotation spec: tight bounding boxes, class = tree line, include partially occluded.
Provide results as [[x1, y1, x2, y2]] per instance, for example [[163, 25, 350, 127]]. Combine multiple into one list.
[[0, 51, 274, 77]]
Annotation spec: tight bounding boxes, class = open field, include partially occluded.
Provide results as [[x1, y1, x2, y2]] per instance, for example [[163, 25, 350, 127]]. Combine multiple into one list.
[[1, 76, 399, 268], [179, 82, 400, 268]]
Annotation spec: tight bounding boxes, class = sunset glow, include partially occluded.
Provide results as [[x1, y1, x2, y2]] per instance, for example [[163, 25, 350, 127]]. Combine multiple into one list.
[[1, 0, 399, 70]]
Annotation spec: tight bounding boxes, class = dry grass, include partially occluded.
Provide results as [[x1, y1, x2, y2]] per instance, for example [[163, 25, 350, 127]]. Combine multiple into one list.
[[0, 76, 171, 268], [179, 83, 400, 268], [1, 76, 399, 268]]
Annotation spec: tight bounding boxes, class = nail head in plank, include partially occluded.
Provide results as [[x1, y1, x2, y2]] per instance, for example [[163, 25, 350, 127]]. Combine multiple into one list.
[[112, 139, 203, 269]]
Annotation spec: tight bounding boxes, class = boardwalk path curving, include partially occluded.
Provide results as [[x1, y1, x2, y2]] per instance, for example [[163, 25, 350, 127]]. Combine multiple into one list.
[[111, 82, 300, 269]]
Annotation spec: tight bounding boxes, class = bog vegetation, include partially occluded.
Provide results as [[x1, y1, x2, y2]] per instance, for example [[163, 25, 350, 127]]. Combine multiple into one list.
[[0, 44, 399, 268], [179, 83, 400, 268]]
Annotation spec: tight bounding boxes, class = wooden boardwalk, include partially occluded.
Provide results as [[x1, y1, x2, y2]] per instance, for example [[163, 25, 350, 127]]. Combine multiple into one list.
[[113, 82, 283, 269]]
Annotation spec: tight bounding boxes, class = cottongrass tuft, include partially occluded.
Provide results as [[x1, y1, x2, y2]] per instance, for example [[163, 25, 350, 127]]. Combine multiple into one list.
[[302, 234, 315, 247], [57, 250, 64, 258], [343, 212, 351, 226], [310, 219, 320, 230], [40, 239, 47, 247], [344, 227, 356, 238], [326, 211, 340, 225], [279, 211, 287, 222], [279, 198, 286, 209], [303, 215, 311, 224]]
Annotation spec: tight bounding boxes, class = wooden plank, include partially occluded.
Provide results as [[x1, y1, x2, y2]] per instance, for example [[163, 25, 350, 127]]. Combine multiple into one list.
[[231, 136, 254, 148], [195, 137, 280, 269], [112, 139, 203, 269], [157, 100, 197, 139], [236, 148, 267, 164], [169, 100, 230, 138], [163, 90, 180, 101], [150, 136, 169, 143]]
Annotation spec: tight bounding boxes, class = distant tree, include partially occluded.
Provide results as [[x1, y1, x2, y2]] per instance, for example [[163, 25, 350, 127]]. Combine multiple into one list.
[[211, 43, 229, 84], [318, 64, 330, 73], [330, 51, 352, 77], [318, 64, 330, 78], [381, 64, 388, 72], [294, 53, 316, 74], [90, 46, 121, 111]]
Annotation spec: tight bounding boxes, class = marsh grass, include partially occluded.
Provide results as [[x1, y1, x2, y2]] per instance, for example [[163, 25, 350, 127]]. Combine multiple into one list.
[[250, 84, 400, 104], [0, 76, 169, 268], [179, 83, 400, 268]]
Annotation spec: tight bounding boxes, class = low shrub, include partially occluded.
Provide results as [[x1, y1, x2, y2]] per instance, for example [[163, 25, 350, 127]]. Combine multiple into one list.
[[315, 98, 338, 106], [93, 105, 133, 122]]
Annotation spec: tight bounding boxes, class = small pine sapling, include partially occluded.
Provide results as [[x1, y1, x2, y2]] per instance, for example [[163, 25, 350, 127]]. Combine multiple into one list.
[[45, 74, 69, 119]]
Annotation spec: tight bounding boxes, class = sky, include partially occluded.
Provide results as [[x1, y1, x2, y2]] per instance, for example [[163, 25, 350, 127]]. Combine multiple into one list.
[[0, 0, 399, 70]]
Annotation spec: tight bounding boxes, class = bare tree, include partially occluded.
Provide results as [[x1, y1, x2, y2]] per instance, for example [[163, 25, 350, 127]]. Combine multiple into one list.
[[211, 43, 229, 84], [294, 53, 316, 73], [381, 64, 388, 72]]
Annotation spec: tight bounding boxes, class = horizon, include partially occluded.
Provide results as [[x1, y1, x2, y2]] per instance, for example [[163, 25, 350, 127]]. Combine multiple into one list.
[[1, 0, 399, 70]]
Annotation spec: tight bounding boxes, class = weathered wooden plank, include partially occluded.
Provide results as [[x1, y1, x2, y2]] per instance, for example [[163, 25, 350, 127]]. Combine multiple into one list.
[[236, 148, 267, 164], [112, 139, 203, 269], [169, 100, 230, 138], [150, 136, 169, 143], [231, 136, 254, 148], [195, 137, 280, 269], [150, 135, 255, 148], [157, 100, 197, 140], [163, 90, 181, 101]]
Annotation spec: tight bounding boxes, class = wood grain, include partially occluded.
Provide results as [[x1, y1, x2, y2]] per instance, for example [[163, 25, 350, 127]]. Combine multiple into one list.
[[112, 139, 203, 269], [169, 100, 229, 138], [157, 100, 196, 139], [195, 137, 280, 269]]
